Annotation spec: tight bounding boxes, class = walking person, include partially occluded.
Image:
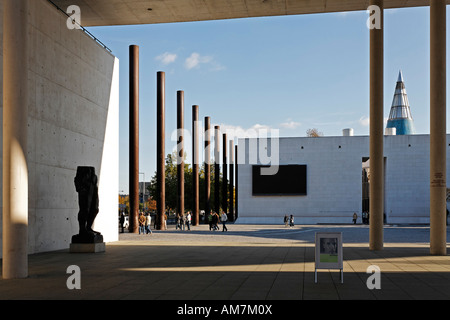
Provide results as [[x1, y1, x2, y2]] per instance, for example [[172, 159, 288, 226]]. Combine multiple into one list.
[[138, 211, 146, 234], [212, 212, 219, 231], [208, 211, 213, 231], [176, 214, 183, 230], [164, 211, 168, 229], [289, 215, 294, 228], [145, 213, 152, 234], [215, 212, 221, 231], [352, 212, 358, 225], [119, 212, 125, 233], [284, 215, 288, 227], [220, 211, 228, 232], [186, 211, 191, 231]]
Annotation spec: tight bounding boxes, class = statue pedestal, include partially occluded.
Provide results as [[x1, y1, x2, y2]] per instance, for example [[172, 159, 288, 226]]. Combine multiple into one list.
[[70, 233, 105, 253], [70, 242, 105, 253]]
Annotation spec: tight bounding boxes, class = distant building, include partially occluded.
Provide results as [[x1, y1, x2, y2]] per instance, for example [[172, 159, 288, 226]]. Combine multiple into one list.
[[386, 70, 416, 135], [237, 134, 450, 225]]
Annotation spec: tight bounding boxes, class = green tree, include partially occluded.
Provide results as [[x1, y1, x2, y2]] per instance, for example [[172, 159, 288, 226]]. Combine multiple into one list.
[[148, 151, 194, 213], [148, 152, 231, 215]]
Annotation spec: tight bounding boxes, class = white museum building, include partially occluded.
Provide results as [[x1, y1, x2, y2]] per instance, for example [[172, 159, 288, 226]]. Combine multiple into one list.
[[236, 133, 450, 225]]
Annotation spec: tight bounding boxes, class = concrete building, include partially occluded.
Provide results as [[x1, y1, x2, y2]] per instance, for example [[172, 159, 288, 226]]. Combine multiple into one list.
[[1, 0, 447, 279], [0, 0, 119, 278], [237, 134, 450, 225]]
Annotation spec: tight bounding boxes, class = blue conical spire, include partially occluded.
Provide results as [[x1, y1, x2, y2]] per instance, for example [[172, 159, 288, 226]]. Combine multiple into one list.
[[386, 70, 415, 135]]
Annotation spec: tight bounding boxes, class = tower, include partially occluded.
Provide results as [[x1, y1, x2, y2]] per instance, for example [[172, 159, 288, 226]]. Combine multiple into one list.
[[386, 70, 415, 135]]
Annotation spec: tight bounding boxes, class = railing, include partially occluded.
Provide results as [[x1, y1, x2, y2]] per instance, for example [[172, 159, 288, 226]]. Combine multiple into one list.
[[46, 0, 112, 53]]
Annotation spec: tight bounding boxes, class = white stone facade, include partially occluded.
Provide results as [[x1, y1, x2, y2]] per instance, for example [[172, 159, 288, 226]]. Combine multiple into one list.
[[0, 0, 119, 257], [236, 134, 450, 225]]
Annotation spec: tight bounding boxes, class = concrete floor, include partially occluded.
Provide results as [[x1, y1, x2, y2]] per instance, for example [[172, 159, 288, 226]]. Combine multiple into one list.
[[1, 224, 449, 302]]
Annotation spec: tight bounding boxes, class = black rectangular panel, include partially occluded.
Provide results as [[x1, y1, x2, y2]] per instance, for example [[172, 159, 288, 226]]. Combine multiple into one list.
[[252, 165, 307, 196]]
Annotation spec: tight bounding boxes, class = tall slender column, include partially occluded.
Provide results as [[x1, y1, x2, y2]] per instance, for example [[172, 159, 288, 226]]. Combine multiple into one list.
[[128, 45, 139, 234], [214, 126, 221, 213], [177, 91, 184, 222], [369, 0, 384, 251], [2, 0, 29, 279], [204, 117, 211, 221], [430, 0, 447, 255], [222, 134, 228, 214], [192, 105, 199, 225], [157, 72, 166, 230], [229, 140, 234, 221], [235, 145, 238, 220]]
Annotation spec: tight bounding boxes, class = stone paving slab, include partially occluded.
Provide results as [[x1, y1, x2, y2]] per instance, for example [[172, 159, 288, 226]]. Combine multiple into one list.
[[0, 224, 449, 303]]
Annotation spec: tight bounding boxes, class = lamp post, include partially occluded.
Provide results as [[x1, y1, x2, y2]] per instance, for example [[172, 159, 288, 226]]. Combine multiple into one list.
[[139, 172, 146, 211]]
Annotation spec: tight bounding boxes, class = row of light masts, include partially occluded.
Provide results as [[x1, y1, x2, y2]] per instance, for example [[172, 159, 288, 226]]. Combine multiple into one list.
[[128, 45, 238, 232]]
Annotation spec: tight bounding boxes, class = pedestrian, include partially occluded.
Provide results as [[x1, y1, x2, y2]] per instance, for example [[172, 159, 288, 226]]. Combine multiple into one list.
[[220, 211, 228, 232], [362, 211, 369, 224], [138, 211, 146, 234], [215, 212, 221, 231], [212, 212, 219, 231], [164, 212, 168, 229], [176, 214, 183, 230], [145, 213, 152, 234], [284, 215, 288, 227], [186, 211, 191, 231], [289, 215, 294, 227], [208, 211, 214, 231], [352, 212, 358, 224], [119, 212, 125, 233]]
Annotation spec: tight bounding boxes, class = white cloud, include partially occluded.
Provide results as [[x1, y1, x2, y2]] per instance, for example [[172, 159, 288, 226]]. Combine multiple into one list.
[[155, 52, 177, 65], [184, 52, 224, 71], [359, 116, 370, 127], [185, 52, 211, 69], [280, 120, 301, 129]]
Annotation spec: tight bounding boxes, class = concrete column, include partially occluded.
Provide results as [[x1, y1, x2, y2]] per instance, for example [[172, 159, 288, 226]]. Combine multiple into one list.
[[222, 134, 228, 214], [229, 140, 234, 221], [430, 0, 447, 255], [235, 145, 238, 219], [192, 105, 199, 226], [2, 0, 29, 279], [177, 91, 184, 221], [157, 72, 166, 230], [214, 126, 221, 213], [369, 0, 384, 251], [204, 117, 211, 220], [128, 45, 139, 234]]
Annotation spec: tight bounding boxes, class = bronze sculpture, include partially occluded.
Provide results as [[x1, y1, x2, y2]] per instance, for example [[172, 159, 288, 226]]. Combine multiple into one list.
[[72, 166, 103, 243]]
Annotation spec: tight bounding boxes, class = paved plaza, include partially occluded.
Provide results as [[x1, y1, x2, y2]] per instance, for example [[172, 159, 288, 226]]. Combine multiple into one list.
[[0, 223, 449, 302]]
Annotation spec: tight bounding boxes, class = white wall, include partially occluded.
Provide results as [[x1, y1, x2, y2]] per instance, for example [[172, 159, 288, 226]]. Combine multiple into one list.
[[0, 0, 119, 257], [237, 134, 450, 225], [384, 135, 433, 224]]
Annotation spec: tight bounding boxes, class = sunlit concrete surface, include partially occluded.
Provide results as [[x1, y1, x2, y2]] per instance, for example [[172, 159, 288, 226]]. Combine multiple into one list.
[[0, 224, 448, 300]]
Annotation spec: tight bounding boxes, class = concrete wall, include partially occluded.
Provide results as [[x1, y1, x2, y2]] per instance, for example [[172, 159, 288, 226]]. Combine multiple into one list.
[[0, 0, 119, 257], [237, 134, 450, 225]]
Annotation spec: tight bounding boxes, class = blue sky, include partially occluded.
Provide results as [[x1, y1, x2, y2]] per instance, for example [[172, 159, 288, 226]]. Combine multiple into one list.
[[87, 6, 449, 193]]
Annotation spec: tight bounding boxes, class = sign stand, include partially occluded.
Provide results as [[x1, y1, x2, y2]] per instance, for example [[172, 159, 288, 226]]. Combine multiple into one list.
[[314, 232, 343, 283]]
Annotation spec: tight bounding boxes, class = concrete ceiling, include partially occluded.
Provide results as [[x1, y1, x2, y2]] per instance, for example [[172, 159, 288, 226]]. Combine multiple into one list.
[[51, 0, 449, 27]]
